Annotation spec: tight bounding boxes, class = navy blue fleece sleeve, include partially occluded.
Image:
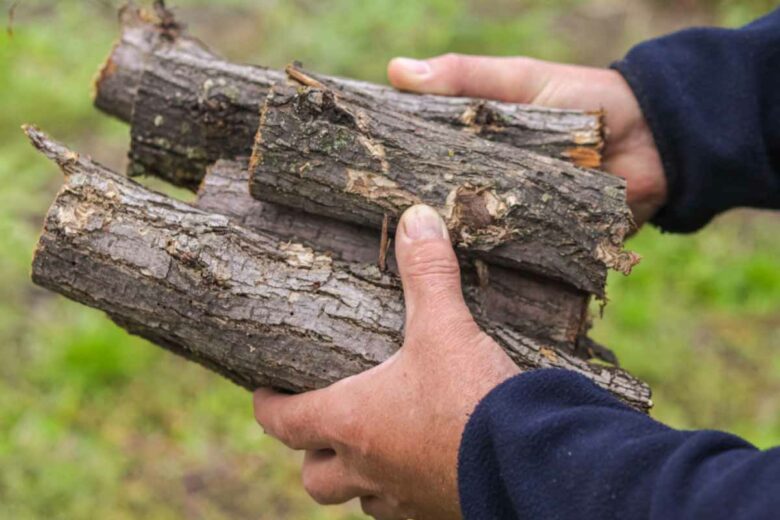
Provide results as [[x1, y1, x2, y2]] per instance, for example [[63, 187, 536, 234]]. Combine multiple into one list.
[[612, 8, 780, 232], [457, 12, 780, 519], [458, 369, 780, 519]]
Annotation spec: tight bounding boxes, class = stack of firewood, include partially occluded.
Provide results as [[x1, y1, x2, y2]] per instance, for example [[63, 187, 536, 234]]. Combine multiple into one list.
[[27, 3, 651, 411]]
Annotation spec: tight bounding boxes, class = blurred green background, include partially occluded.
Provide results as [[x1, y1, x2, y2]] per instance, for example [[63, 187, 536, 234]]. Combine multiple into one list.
[[1, 0, 778, 518]]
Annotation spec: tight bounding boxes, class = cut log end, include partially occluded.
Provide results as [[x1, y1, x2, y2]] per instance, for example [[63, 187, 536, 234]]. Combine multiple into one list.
[[93, 2, 216, 123]]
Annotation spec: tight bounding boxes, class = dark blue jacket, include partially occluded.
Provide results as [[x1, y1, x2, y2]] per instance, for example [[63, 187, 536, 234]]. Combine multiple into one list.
[[458, 9, 780, 519]]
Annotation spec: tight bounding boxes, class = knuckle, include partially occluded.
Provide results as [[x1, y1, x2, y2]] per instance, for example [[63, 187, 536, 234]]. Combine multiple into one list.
[[303, 484, 332, 505], [353, 428, 377, 460], [360, 494, 410, 520], [265, 414, 292, 445], [359, 496, 387, 518], [434, 53, 468, 95], [331, 404, 366, 449], [254, 406, 279, 436], [275, 419, 298, 446], [410, 309, 480, 346], [321, 379, 365, 448], [253, 392, 299, 444], [438, 52, 464, 67], [252, 404, 265, 427], [510, 55, 536, 71], [252, 392, 271, 425], [302, 468, 334, 505], [403, 243, 459, 280], [259, 405, 303, 447]]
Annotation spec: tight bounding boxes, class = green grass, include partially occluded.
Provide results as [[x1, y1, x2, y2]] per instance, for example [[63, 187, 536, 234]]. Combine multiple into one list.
[[592, 212, 780, 446], [0, 0, 777, 517]]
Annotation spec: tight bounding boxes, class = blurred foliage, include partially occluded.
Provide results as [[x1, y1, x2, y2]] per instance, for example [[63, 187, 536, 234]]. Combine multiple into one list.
[[0, 0, 777, 518]]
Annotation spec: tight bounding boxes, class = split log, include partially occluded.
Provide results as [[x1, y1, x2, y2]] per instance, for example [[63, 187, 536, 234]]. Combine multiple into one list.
[[94, 5, 603, 191], [197, 159, 602, 354], [250, 84, 638, 296], [26, 127, 650, 411]]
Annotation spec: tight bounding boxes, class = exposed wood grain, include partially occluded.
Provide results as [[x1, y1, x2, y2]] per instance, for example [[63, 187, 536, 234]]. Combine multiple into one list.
[[250, 84, 638, 296]]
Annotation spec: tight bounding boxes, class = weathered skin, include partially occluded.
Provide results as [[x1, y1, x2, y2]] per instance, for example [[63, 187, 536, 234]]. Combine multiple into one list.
[[27, 128, 651, 411], [93, 5, 604, 190], [198, 159, 593, 350], [250, 85, 638, 296]]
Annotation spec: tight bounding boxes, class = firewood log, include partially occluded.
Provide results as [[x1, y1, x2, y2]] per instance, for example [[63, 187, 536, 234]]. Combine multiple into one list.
[[26, 127, 651, 411]]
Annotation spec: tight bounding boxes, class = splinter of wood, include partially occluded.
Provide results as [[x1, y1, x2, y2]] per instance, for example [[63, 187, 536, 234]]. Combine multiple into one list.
[[379, 213, 390, 272]]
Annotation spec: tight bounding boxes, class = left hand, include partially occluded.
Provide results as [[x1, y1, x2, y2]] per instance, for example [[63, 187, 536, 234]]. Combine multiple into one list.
[[387, 54, 667, 225], [253, 204, 520, 519]]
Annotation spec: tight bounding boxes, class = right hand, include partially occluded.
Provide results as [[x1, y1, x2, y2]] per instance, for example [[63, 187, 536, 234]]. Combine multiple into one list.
[[388, 54, 667, 226]]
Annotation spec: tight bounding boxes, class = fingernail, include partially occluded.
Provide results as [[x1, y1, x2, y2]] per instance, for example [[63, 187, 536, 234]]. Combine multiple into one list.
[[394, 57, 432, 77], [402, 204, 448, 240]]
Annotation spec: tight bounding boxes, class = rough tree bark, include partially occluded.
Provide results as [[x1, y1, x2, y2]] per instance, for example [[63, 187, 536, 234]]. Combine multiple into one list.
[[91, 5, 620, 360], [94, 5, 604, 191], [250, 84, 638, 297], [26, 128, 650, 411], [198, 159, 611, 356]]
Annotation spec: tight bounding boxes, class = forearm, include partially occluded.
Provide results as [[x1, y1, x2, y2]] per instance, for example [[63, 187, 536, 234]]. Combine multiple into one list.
[[458, 369, 780, 519], [612, 8, 780, 232]]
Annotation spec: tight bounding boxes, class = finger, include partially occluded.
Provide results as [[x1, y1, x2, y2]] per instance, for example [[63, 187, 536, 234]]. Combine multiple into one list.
[[360, 495, 409, 520], [387, 54, 552, 103], [301, 449, 372, 505], [253, 387, 333, 450], [394, 204, 475, 330]]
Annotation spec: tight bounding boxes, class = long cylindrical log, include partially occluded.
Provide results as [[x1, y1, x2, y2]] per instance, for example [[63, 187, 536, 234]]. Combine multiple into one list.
[[197, 159, 595, 351], [94, 6, 603, 190], [27, 128, 650, 411], [93, 3, 216, 122], [250, 84, 638, 296]]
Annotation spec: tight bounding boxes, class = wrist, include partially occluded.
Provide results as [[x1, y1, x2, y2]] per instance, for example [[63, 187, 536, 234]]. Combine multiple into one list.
[[626, 118, 668, 223], [606, 70, 668, 225]]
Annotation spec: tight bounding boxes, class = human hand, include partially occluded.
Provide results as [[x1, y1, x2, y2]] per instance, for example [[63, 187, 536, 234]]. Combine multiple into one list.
[[253, 204, 520, 520], [388, 54, 667, 225]]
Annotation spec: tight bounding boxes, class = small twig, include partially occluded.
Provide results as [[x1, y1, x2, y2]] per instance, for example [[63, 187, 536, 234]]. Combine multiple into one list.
[[153, 0, 183, 41], [378, 213, 390, 272], [474, 258, 490, 288], [285, 62, 327, 90], [7, 1, 19, 38]]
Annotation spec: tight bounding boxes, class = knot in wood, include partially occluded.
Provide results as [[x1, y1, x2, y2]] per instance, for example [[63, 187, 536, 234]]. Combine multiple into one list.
[[460, 101, 503, 129], [444, 184, 513, 248]]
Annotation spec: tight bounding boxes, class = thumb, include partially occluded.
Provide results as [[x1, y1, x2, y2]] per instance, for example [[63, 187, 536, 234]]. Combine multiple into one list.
[[395, 204, 472, 326], [387, 54, 550, 103]]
